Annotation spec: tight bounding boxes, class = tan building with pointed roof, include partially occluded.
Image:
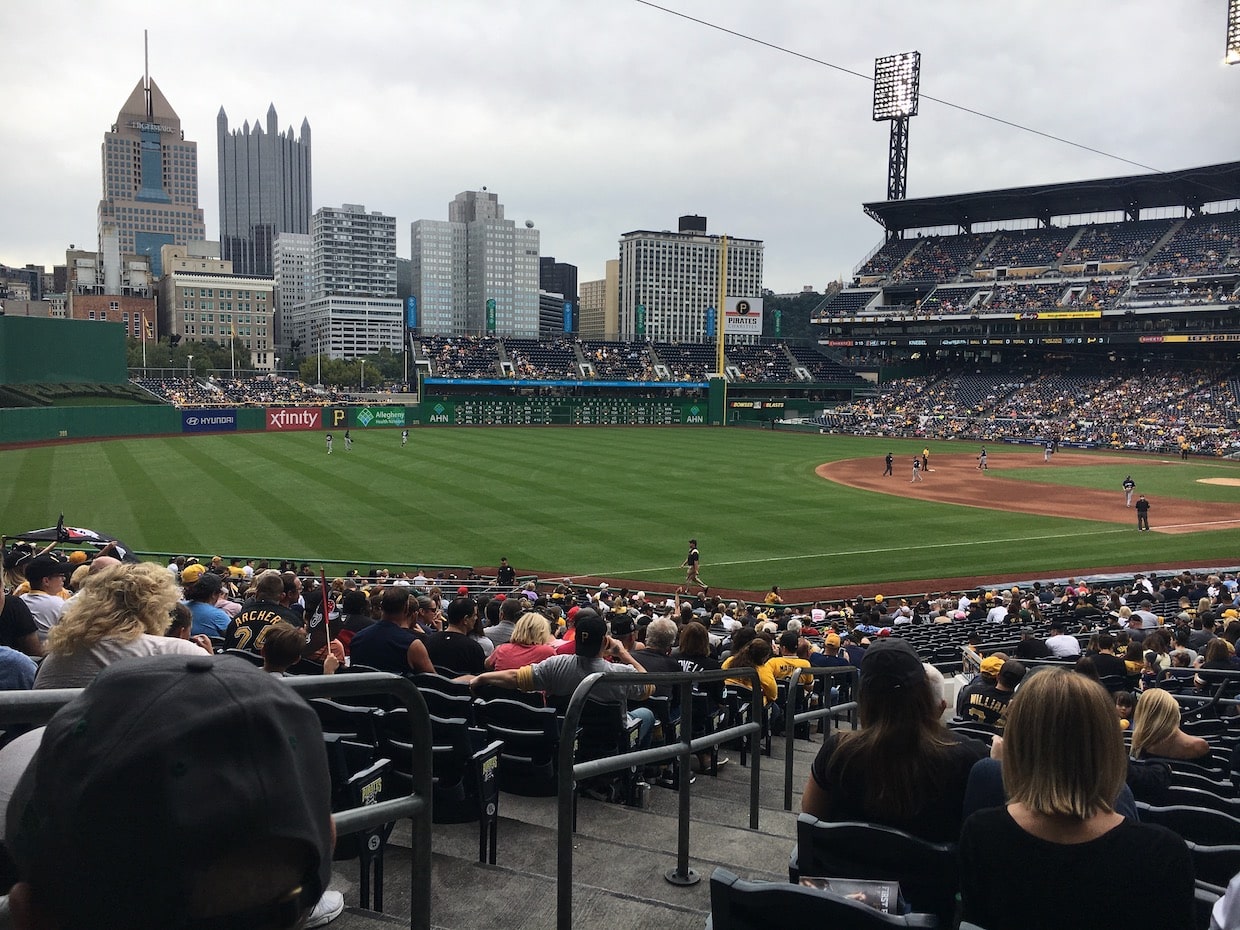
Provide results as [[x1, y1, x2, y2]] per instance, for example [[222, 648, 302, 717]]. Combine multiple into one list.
[[97, 73, 206, 277]]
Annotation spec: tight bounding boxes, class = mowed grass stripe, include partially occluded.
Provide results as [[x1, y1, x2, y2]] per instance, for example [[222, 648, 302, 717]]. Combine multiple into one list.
[[4, 428, 1240, 588], [97, 440, 194, 548]]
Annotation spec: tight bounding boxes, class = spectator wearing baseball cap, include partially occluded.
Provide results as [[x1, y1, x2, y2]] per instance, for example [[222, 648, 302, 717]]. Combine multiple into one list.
[[464, 608, 657, 748], [955, 653, 1007, 718], [4, 654, 343, 929], [802, 637, 989, 843], [19, 557, 73, 643]]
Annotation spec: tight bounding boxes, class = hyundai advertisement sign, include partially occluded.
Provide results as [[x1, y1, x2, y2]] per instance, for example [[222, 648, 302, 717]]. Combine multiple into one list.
[[182, 410, 238, 433]]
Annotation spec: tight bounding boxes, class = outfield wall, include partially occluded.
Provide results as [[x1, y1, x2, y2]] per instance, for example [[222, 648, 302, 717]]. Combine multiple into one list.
[[0, 395, 724, 444]]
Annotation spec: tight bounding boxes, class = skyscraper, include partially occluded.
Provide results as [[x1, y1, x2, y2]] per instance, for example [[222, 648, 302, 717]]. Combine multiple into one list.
[[97, 69, 205, 277], [217, 105, 312, 277], [410, 189, 540, 337], [619, 216, 763, 342], [287, 204, 401, 360]]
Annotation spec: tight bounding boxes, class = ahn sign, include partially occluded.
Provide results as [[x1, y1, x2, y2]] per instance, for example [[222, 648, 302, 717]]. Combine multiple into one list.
[[266, 407, 323, 431]]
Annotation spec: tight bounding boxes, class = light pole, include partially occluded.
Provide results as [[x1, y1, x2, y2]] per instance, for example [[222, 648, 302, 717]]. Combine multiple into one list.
[[186, 355, 193, 379], [274, 357, 281, 377], [360, 360, 366, 390]]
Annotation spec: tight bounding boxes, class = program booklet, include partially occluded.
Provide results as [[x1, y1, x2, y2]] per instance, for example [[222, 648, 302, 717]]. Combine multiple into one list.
[[798, 876, 905, 915]]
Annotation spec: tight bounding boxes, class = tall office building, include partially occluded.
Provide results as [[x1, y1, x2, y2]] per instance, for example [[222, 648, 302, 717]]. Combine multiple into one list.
[[579, 259, 619, 338], [410, 189, 539, 337], [272, 231, 311, 356], [618, 215, 763, 342], [288, 204, 401, 360], [98, 70, 206, 277], [539, 256, 578, 336], [217, 105, 312, 277]]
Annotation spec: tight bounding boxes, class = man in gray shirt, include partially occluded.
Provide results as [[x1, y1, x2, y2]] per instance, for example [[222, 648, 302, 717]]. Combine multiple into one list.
[[464, 609, 655, 746]]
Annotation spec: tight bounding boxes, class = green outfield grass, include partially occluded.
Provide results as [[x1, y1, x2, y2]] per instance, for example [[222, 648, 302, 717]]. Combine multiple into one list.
[[3, 429, 1238, 591], [1001, 454, 1240, 502]]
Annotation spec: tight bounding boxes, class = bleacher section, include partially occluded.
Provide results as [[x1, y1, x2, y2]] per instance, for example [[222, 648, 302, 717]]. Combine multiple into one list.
[[856, 237, 920, 278], [421, 335, 503, 378], [504, 338, 580, 380], [1060, 217, 1175, 267], [784, 345, 870, 384], [653, 342, 719, 381], [1141, 212, 1240, 279], [974, 227, 1074, 271], [890, 234, 990, 283], [813, 289, 878, 317], [579, 340, 656, 380]]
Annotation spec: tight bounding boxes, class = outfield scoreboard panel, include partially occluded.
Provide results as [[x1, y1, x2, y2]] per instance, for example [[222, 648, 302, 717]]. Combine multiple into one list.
[[422, 396, 707, 426]]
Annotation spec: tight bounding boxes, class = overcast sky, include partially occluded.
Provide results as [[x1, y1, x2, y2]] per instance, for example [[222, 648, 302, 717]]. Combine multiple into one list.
[[3, 0, 1238, 292]]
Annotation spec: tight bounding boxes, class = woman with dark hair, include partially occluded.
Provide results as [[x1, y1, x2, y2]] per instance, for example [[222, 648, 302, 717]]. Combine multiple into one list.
[[801, 638, 987, 843], [184, 572, 230, 639], [723, 636, 782, 735], [675, 620, 728, 771], [959, 670, 1194, 930]]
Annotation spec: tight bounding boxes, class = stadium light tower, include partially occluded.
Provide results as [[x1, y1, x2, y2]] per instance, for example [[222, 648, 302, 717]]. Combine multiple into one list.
[[873, 51, 921, 204], [1227, 0, 1240, 64]]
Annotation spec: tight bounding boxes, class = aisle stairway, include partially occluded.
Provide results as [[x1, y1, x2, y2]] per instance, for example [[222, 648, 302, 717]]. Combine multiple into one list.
[[328, 730, 826, 929]]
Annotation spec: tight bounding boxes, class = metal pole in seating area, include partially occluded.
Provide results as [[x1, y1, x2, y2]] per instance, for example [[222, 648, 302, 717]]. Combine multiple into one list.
[[554, 667, 761, 930], [666, 677, 697, 886], [781, 666, 860, 812]]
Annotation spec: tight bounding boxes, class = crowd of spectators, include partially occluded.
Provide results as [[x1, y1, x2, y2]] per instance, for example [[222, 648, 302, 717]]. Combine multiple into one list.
[[134, 375, 340, 407], [2, 532, 1238, 926], [975, 227, 1074, 270], [817, 364, 1240, 455], [1141, 214, 1240, 280]]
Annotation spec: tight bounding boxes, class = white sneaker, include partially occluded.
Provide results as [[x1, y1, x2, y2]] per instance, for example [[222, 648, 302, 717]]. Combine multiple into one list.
[[306, 890, 345, 928]]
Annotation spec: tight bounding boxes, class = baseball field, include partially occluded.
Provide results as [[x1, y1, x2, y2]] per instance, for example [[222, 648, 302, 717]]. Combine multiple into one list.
[[2, 427, 1239, 597]]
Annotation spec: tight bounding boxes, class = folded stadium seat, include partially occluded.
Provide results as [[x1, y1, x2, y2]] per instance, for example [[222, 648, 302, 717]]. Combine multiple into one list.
[[310, 698, 383, 749], [1161, 786, 1240, 816], [1136, 803, 1240, 845], [471, 681, 545, 706], [707, 866, 938, 930], [1185, 842, 1240, 889], [569, 699, 643, 811], [723, 687, 771, 766], [1171, 769, 1238, 799], [475, 697, 570, 796], [412, 671, 474, 698], [416, 689, 479, 728], [788, 814, 959, 927], [321, 736, 393, 911], [408, 712, 502, 864]]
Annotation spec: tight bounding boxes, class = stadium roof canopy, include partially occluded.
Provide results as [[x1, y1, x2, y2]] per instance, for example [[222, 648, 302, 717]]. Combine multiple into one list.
[[863, 161, 1240, 233]]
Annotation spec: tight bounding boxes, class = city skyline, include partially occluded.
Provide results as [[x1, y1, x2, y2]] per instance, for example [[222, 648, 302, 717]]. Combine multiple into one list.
[[3, 0, 1237, 292]]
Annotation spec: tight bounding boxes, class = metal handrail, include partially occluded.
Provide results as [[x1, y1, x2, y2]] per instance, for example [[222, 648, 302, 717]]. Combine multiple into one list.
[[0, 671, 434, 930], [778, 665, 861, 811], [555, 666, 763, 930]]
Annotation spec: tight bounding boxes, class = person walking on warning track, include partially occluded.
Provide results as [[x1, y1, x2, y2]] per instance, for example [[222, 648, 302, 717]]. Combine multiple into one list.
[[911, 457, 924, 483], [683, 539, 707, 594], [1135, 495, 1151, 531], [1123, 475, 1136, 508], [977, 447, 988, 471], [325, 433, 333, 454], [883, 452, 894, 477]]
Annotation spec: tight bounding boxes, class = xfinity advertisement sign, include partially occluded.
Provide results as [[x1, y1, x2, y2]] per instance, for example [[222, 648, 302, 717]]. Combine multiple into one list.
[[182, 410, 238, 433]]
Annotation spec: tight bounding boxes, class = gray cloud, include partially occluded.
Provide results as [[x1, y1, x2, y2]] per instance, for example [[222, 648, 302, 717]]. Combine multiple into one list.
[[2, 0, 1237, 291]]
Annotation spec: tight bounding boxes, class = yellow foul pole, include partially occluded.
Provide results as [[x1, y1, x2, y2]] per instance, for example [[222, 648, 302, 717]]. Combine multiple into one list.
[[715, 235, 728, 375]]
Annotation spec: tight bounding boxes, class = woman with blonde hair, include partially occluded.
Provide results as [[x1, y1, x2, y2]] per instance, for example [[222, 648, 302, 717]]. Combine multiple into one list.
[[959, 670, 1194, 930], [34, 563, 210, 690], [485, 611, 557, 671], [1129, 687, 1209, 761]]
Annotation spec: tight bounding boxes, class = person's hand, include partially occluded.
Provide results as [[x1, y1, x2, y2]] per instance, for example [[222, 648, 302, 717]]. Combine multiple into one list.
[[322, 653, 340, 675], [191, 634, 214, 654], [989, 735, 1003, 761]]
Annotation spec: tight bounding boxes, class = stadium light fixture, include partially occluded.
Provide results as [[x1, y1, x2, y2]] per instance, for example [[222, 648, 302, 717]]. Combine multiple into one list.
[[873, 51, 921, 120], [1227, 0, 1240, 64]]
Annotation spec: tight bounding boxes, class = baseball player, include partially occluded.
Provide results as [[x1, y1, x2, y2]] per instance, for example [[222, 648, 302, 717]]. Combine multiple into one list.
[[883, 452, 894, 476], [1123, 476, 1135, 507], [911, 457, 924, 482], [977, 447, 988, 471], [401, 429, 409, 447], [344, 429, 353, 452], [325, 433, 333, 454]]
